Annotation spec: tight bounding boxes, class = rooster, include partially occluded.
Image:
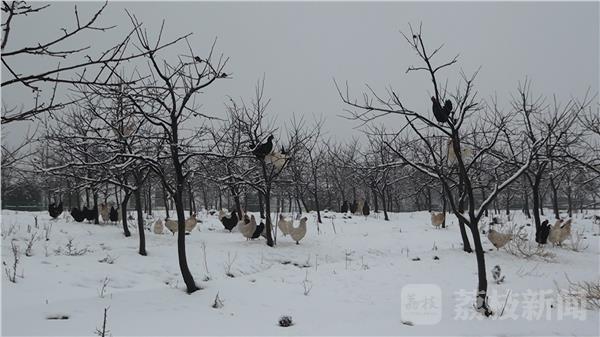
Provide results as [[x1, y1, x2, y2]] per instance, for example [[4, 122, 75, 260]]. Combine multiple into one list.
[[278, 214, 292, 236], [219, 209, 238, 232], [290, 217, 308, 244], [251, 135, 274, 159], [487, 227, 512, 250], [48, 201, 63, 219]]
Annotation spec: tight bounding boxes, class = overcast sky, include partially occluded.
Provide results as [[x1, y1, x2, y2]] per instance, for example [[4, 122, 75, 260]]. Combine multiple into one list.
[[2, 1, 598, 146]]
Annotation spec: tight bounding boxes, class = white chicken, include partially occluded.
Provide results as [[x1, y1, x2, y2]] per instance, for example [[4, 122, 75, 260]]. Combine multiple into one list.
[[185, 212, 198, 233], [430, 211, 445, 229], [277, 214, 292, 236], [289, 217, 308, 244], [487, 228, 512, 250], [239, 214, 257, 240], [164, 218, 178, 235], [153, 219, 164, 234]]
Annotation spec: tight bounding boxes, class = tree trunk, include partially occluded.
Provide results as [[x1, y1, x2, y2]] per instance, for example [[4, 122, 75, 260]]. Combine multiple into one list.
[[258, 191, 265, 219], [93, 193, 99, 225], [162, 184, 170, 219], [121, 191, 131, 237], [457, 177, 472, 253], [133, 185, 147, 256], [550, 176, 560, 219], [380, 189, 389, 221], [372, 187, 379, 213], [469, 220, 492, 316]]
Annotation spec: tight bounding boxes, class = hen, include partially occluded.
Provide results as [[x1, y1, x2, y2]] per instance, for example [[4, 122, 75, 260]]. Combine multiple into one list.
[[185, 212, 198, 234], [290, 217, 308, 244], [431, 96, 448, 123], [278, 214, 292, 236], [71, 207, 85, 222], [239, 214, 257, 240], [48, 201, 63, 219], [219, 209, 238, 232], [487, 228, 512, 250], [430, 211, 445, 229], [251, 135, 274, 159]]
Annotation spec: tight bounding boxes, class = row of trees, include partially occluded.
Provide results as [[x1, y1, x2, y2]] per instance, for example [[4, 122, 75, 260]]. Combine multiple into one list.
[[2, 3, 598, 314]]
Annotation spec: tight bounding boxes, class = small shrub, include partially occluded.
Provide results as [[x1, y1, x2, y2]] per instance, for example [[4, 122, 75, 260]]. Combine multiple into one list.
[[278, 315, 293, 327]]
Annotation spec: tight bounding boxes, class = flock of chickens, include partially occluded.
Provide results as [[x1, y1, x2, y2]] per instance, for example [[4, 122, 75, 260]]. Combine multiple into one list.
[[218, 210, 308, 244], [428, 210, 576, 250]]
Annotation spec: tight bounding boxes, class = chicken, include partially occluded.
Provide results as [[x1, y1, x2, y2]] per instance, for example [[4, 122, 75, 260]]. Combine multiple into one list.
[[548, 219, 565, 245], [164, 218, 178, 235], [48, 201, 63, 219], [355, 200, 364, 215], [71, 207, 85, 222], [185, 213, 198, 233], [251, 135, 274, 159], [549, 218, 572, 246], [264, 151, 289, 170], [340, 200, 349, 213], [431, 96, 448, 123], [239, 214, 257, 240], [99, 203, 110, 223], [109, 206, 119, 223], [153, 219, 164, 234], [290, 217, 308, 244], [278, 214, 292, 236], [487, 228, 512, 250], [83, 206, 97, 222], [350, 200, 358, 214], [219, 209, 238, 232], [430, 211, 445, 229], [535, 219, 551, 244], [362, 201, 370, 216], [252, 221, 265, 239]]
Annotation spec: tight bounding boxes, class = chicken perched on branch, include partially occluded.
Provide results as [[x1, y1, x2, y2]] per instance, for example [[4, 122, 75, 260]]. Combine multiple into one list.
[[264, 150, 289, 170], [251, 135, 274, 159], [487, 227, 513, 250], [290, 217, 308, 244], [219, 209, 238, 232], [431, 96, 449, 123]]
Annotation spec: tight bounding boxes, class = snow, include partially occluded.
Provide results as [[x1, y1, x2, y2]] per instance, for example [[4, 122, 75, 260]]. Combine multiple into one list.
[[2, 209, 599, 336]]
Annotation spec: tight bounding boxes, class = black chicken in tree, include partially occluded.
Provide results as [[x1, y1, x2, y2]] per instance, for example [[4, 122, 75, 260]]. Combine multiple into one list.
[[431, 96, 449, 123], [251, 135, 274, 159], [48, 201, 63, 219]]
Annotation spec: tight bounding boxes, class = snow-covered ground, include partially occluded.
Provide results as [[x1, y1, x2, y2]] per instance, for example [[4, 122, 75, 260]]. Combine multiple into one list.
[[1, 209, 599, 336]]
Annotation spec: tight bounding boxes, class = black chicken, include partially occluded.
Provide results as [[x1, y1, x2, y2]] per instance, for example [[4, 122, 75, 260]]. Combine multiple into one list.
[[49, 201, 63, 219], [443, 99, 453, 117], [83, 206, 97, 222], [109, 206, 119, 222], [341, 200, 349, 213], [350, 200, 358, 214], [431, 96, 448, 123], [535, 219, 551, 244], [221, 212, 238, 232], [362, 201, 370, 216], [71, 208, 85, 222], [252, 221, 265, 239], [251, 135, 274, 159]]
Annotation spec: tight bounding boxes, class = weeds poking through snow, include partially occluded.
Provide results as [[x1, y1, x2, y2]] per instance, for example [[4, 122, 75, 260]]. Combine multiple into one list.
[[556, 274, 600, 310], [98, 254, 117, 264], [278, 315, 293, 327], [212, 292, 224, 309], [302, 270, 313, 296], [25, 232, 39, 257], [224, 251, 237, 278], [569, 229, 589, 252], [43, 223, 52, 241], [4, 240, 20, 283], [55, 238, 89, 256], [94, 307, 110, 337], [2, 224, 18, 239], [201, 241, 210, 276], [98, 277, 111, 298]]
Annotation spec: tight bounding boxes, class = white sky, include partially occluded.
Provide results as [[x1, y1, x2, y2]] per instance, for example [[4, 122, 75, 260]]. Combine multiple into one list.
[[2, 1, 599, 146]]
